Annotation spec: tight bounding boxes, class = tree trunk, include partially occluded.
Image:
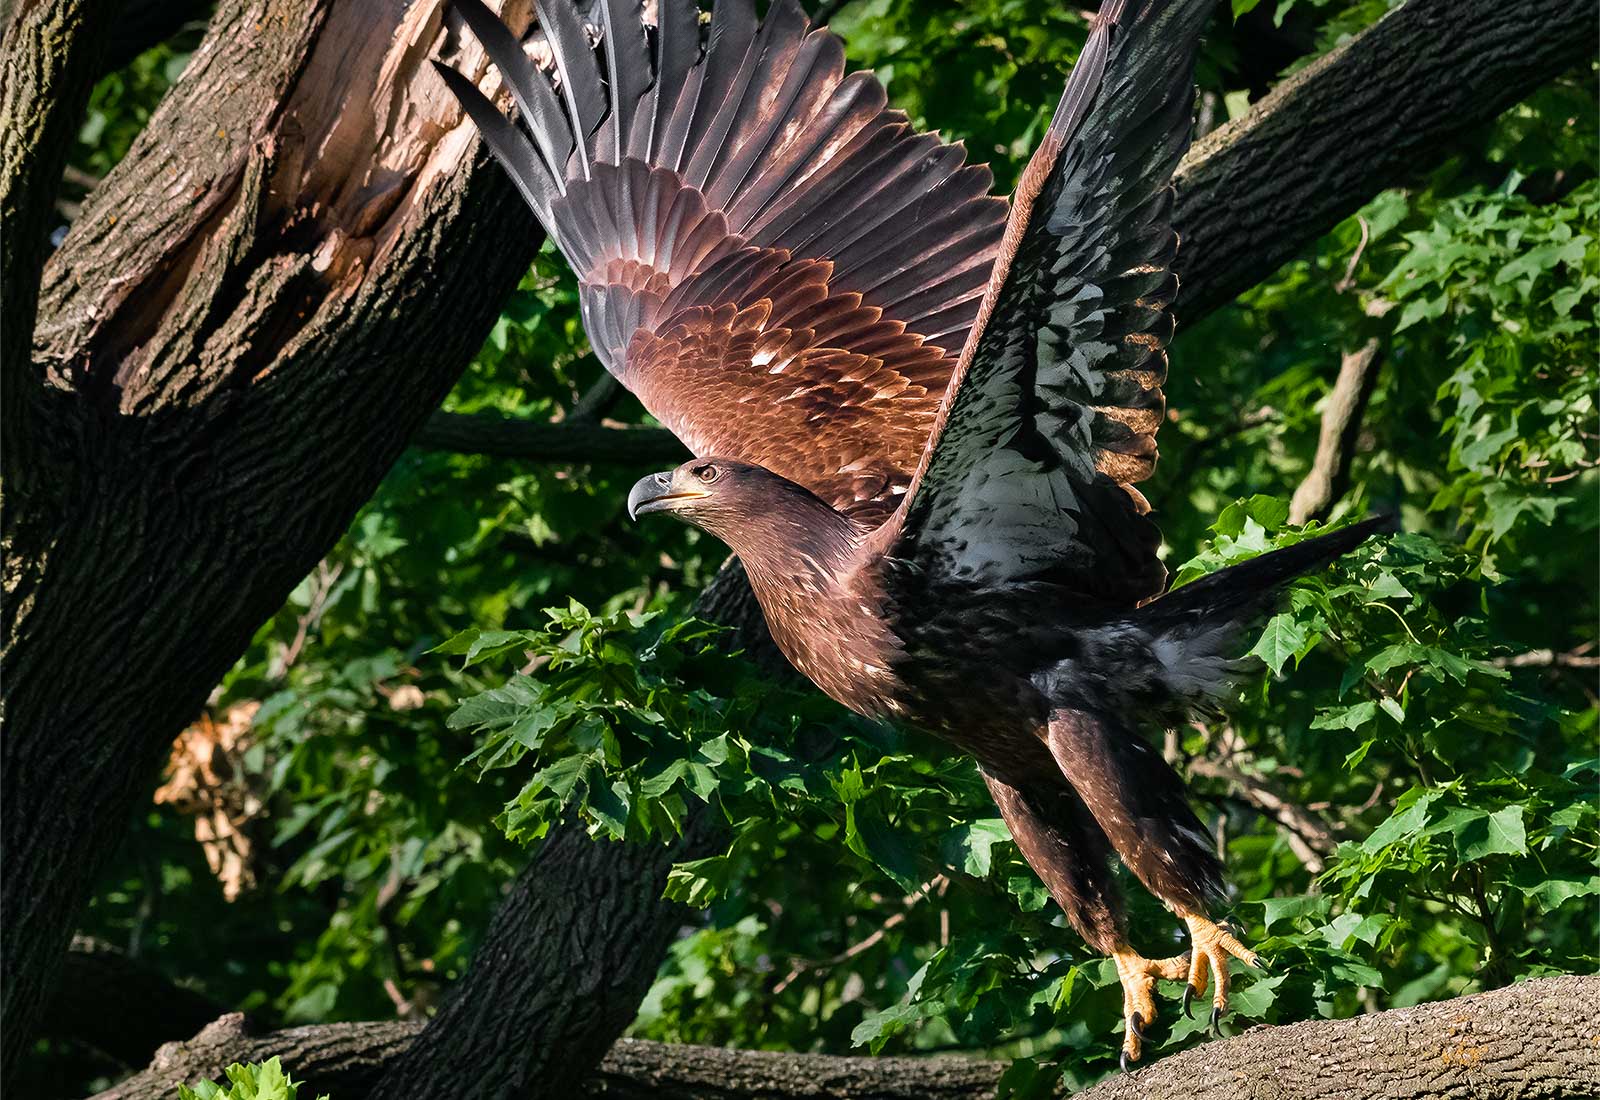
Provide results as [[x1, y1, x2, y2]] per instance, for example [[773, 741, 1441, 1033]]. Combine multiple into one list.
[[369, 814, 724, 1097], [92, 976, 1599, 1100], [0, 0, 113, 473], [0, 0, 545, 1080]]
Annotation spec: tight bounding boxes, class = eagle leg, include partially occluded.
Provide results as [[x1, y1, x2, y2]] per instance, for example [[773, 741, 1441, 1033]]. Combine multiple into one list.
[[1110, 944, 1189, 1069], [1176, 911, 1263, 1033]]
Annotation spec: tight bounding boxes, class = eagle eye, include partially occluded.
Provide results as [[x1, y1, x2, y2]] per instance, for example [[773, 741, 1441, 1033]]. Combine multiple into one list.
[[692, 463, 719, 484]]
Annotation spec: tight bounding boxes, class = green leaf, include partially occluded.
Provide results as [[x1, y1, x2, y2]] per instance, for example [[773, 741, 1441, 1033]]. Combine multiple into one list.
[[1362, 793, 1437, 853], [1252, 613, 1310, 676], [1259, 894, 1330, 931], [941, 818, 1010, 878], [1453, 805, 1527, 861]]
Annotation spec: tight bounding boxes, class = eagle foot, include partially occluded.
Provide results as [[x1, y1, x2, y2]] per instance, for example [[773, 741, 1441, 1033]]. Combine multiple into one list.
[[1110, 945, 1188, 1068], [1177, 912, 1262, 1033]]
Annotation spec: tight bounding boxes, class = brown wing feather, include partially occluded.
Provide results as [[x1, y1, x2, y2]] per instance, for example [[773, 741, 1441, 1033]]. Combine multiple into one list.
[[441, 0, 1008, 510], [625, 252, 948, 517]]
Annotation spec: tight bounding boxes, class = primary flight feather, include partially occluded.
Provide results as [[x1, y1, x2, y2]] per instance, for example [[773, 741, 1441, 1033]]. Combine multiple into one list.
[[437, 0, 1381, 1067]]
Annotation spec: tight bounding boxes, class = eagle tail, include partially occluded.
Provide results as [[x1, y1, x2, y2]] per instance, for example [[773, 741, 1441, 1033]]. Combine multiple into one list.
[[1137, 515, 1392, 704]]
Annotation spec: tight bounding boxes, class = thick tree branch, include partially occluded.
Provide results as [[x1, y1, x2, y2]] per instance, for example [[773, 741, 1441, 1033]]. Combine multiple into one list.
[[368, 812, 723, 1098], [93, 976, 1597, 1100], [1171, 0, 1593, 320], [412, 409, 686, 464], [2, 0, 545, 1077], [40, 938, 232, 1068]]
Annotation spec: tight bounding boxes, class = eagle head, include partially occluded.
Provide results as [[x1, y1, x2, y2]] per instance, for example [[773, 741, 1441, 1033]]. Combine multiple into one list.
[[627, 458, 842, 549], [626, 457, 766, 524]]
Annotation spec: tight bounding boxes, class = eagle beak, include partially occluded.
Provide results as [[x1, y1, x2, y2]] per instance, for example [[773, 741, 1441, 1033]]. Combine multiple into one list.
[[627, 471, 707, 519]]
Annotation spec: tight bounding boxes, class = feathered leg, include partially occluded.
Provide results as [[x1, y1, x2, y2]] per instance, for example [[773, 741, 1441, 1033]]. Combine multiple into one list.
[[980, 756, 1124, 953], [981, 753, 1186, 1068], [1044, 706, 1261, 1067]]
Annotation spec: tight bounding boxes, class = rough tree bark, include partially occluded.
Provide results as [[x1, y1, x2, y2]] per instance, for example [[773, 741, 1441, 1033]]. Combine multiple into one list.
[[0, 0, 114, 469], [39, 939, 231, 1069], [1171, 0, 1593, 319], [369, 814, 723, 1095], [1, 0, 546, 1080], [94, 976, 1599, 1100]]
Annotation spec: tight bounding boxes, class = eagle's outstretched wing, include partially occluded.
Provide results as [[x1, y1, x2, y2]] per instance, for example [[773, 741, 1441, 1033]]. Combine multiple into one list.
[[885, 0, 1211, 607], [436, 0, 1007, 518]]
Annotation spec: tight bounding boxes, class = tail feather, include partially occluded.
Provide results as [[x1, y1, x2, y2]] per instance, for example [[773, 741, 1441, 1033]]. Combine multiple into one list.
[[1139, 515, 1391, 705], [1048, 516, 1390, 716], [1150, 515, 1391, 631]]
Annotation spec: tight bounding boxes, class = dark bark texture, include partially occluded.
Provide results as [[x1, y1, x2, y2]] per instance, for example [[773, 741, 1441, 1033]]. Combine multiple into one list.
[[93, 976, 1599, 1100], [0, 0, 113, 470], [1170, 0, 1593, 320], [369, 812, 724, 1097], [413, 409, 687, 464], [39, 938, 232, 1068], [1, 0, 544, 1080]]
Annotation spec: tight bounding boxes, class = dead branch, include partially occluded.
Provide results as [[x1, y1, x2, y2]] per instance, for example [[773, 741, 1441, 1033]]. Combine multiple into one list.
[[1289, 338, 1384, 525]]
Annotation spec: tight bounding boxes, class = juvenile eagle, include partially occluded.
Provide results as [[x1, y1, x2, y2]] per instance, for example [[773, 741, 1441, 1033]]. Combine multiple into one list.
[[437, 0, 1380, 1066]]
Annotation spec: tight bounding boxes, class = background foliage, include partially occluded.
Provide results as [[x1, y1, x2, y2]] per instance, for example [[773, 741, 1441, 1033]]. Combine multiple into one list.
[[34, 1, 1596, 1096]]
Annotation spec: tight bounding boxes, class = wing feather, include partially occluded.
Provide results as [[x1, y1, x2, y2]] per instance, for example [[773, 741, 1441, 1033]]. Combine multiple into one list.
[[439, 0, 1008, 512], [886, 0, 1211, 606]]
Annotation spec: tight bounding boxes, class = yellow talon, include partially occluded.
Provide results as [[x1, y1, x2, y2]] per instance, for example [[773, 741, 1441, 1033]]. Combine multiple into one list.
[[1178, 912, 1262, 1032], [1111, 944, 1188, 1068]]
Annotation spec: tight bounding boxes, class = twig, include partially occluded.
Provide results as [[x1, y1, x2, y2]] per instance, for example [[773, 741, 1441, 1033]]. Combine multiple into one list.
[[1491, 647, 1600, 669], [1187, 756, 1341, 873], [1334, 214, 1371, 293], [770, 875, 948, 995]]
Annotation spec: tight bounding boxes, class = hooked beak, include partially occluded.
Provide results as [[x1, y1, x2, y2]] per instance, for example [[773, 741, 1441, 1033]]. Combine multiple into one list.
[[627, 470, 707, 520]]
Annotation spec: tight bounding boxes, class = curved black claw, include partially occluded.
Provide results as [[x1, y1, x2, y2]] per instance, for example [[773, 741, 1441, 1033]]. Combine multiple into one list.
[[1182, 984, 1195, 1019], [1208, 1004, 1224, 1036], [1120, 1049, 1133, 1074], [1248, 953, 1270, 972], [1128, 1011, 1144, 1041]]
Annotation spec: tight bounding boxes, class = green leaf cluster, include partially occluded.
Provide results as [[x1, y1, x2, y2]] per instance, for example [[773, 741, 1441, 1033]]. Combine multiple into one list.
[[177, 1058, 327, 1100]]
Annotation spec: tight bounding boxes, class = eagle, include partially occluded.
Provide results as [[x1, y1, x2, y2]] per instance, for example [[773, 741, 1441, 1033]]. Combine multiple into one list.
[[436, 0, 1381, 1068]]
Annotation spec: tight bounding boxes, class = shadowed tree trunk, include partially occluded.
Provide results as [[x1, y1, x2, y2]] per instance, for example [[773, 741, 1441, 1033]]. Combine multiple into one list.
[[1, 0, 1592, 1094], [0, 0, 545, 1081], [92, 976, 1599, 1100]]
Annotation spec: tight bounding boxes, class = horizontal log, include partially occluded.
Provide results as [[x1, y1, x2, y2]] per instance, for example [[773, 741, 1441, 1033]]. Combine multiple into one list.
[[92, 975, 1598, 1100]]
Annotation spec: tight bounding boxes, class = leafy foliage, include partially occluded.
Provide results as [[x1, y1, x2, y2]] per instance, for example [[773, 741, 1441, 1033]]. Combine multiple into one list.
[[177, 1058, 328, 1100], [37, 2, 1597, 1097]]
